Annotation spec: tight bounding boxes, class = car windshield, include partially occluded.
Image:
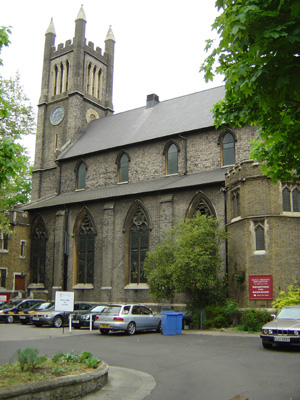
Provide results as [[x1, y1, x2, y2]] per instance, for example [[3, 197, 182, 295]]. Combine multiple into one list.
[[36, 302, 54, 310], [28, 302, 46, 311], [1, 302, 17, 310], [100, 306, 121, 315], [91, 305, 106, 312], [277, 307, 300, 319]]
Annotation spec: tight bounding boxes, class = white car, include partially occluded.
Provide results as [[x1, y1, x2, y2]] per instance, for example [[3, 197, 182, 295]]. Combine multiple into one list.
[[260, 305, 300, 348], [94, 304, 161, 335]]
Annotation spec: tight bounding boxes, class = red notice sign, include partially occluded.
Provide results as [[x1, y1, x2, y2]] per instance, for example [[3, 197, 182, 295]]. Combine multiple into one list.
[[249, 275, 273, 300]]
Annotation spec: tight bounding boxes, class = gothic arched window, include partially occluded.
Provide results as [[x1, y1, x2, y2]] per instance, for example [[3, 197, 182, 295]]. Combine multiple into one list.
[[164, 141, 179, 175], [76, 213, 95, 284], [282, 184, 300, 212], [119, 153, 129, 183], [76, 161, 87, 190], [186, 192, 216, 219], [30, 217, 47, 284], [129, 208, 149, 284], [254, 221, 265, 251], [117, 151, 130, 183], [221, 132, 235, 166]]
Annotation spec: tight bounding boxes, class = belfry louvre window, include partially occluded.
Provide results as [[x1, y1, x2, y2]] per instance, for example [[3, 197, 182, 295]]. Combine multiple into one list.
[[282, 184, 300, 212], [31, 221, 47, 284], [222, 132, 235, 166], [166, 143, 178, 175], [77, 215, 94, 284], [130, 208, 149, 284]]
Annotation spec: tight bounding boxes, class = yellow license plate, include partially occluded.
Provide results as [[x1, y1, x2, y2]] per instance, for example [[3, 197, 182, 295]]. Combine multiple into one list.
[[100, 324, 110, 328]]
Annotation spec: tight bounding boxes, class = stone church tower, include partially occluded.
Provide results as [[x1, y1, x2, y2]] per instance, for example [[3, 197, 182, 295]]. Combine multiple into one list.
[[32, 6, 115, 201]]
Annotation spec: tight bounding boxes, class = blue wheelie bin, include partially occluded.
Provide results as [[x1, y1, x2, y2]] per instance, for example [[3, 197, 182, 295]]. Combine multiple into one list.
[[161, 311, 183, 335]]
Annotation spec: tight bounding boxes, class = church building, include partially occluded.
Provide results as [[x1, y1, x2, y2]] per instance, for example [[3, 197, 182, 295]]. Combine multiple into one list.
[[23, 7, 300, 309]]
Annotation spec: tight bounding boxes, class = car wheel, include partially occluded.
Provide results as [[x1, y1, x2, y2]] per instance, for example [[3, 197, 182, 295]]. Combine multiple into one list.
[[6, 315, 14, 324], [262, 342, 273, 349], [156, 321, 162, 333], [126, 321, 136, 335], [53, 316, 63, 328], [100, 329, 110, 335]]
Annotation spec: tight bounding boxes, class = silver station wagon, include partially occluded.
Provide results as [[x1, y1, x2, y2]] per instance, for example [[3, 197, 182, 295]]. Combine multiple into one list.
[[260, 305, 300, 349], [94, 304, 161, 335]]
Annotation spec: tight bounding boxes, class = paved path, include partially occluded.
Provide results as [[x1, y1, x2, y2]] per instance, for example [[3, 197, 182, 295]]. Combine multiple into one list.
[[83, 366, 156, 400], [0, 324, 261, 400]]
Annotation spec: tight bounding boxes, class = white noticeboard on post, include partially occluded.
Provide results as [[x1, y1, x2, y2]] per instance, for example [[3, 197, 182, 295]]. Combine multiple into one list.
[[55, 291, 74, 312]]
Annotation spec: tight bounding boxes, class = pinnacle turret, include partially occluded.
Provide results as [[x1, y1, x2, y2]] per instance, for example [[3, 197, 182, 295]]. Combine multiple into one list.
[[45, 18, 56, 36], [105, 25, 115, 42], [76, 5, 87, 22]]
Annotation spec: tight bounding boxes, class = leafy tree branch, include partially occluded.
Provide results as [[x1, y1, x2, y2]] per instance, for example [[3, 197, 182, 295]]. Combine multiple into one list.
[[200, 0, 300, 181]]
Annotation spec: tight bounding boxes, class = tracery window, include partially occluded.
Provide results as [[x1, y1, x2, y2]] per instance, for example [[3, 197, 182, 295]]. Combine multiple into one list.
[[129, 208, 149, 284], [221, 132, 235, 166], [165, 143, 178, 175], [77, 214, 95, 284], [186, 192, 215, 219], [30, 219, 47, 284], [193, 200, 212, 217], [282, 184, 300, 212]]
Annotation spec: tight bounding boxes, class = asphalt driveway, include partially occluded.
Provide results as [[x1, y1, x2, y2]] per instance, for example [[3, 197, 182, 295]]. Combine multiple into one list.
[[0, 324, 299, 400]]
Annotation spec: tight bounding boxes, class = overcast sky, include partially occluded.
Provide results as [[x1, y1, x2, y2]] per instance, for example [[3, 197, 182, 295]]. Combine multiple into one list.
[[0, 0, 224, 160]]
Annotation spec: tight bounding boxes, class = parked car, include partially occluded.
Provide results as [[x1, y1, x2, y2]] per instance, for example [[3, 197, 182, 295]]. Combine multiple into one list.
[[31, 302, 92, 328], [0, 299, 45, 323], [94, 304, 161, 335], [260, 305, 300, 348], [72, 304, 107, 329], [0, 299, 21, 310], [19, 302, 55, 324]]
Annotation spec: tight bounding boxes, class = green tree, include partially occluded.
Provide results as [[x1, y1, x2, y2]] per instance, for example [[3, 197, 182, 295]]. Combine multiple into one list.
[[144, 214, 228, 309], [0, 26, 11, 119], [200, 0, 300, 182], [0, 27, 35, 231], [0, 73, 34, 231]]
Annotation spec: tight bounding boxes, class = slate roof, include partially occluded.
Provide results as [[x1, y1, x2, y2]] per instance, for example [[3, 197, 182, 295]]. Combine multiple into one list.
[[22, 168, 227, 210], [58, 85, 225, 160]]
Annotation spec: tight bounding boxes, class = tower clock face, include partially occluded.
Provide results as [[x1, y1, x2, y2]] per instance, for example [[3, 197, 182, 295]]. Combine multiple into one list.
[[50, 105, 65, 125]]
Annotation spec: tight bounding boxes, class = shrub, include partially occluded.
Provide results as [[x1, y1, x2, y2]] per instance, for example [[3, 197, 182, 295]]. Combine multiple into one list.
[[17, 348, 47, 372], [203, 300, 239, 329], [272, 280, 300, 311], [239, 309, 272, 332], [52, 351, 100, 368]]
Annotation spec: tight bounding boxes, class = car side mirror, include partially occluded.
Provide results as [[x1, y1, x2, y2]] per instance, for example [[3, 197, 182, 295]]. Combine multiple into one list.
[[271, 314, 276, 319]]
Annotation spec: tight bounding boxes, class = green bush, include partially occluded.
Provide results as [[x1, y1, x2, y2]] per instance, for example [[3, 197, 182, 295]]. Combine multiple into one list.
[[203, 300, 239, 329], [52, 350, 100, 368], [17, 348, 47, 372], [273, 280, 300, 311], [239, 309, 272, 332]]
